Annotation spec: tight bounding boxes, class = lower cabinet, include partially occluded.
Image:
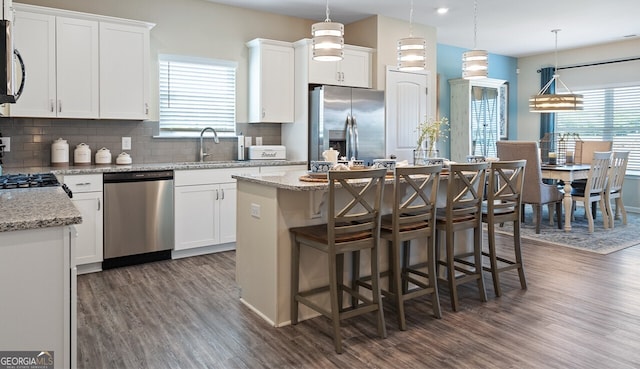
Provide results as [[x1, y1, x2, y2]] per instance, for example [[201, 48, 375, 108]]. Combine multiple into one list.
[[173, 167, 258, 258], [61, 174, 103, 274]]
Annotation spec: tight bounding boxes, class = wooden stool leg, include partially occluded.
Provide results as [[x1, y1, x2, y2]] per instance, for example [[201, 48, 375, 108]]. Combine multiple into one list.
[[513, 218, 527, 290], [328, 252, 343, 354], [427, 237, 442, 319], [474, 226, 487, 302], [447, 229, 459, 312], [393, 240, 407, 330], [488, 221, 502, 297]]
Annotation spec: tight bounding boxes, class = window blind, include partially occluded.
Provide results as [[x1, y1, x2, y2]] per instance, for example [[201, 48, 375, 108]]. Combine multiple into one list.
[[159, 55, 237, 133], [556, 85, 640, 171]]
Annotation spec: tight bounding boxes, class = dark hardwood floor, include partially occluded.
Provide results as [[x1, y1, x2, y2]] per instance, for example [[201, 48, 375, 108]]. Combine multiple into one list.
[[77, 234, 640, 369]]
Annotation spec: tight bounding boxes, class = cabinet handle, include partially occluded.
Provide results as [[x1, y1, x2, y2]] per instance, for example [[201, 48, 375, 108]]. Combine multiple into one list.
[[145, 103, 149, 115], [215, 189, 219, 200], [341, 72, 345, 81], [336, 71, 341, 82], [262, 109, 266, 118], [220, 188, 225, 200], [58, 100, 62, 112], [76, 182, 91, 186], [50, 99, 54, 112], [97, 198, 101, 211]]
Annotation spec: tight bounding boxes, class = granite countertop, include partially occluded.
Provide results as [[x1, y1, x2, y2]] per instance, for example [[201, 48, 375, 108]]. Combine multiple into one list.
[[3, 160, 306, 176], [0, 160, 305, 233], [233, 169, 397, 191], [0, 187, 82, 232]]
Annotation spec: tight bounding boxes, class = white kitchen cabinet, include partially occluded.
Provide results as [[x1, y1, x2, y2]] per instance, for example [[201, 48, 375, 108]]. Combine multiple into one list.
[[99, 22, 151, 119], [247, 38, 294, 123], [0, 226, 76, 369], [296, 39, 373, 88], [62, 174, 103, 273], [11, 11, 99, 118], [10, 4, 153, 120], [449, 78, 507, 162], [173, 167, 259, 259]]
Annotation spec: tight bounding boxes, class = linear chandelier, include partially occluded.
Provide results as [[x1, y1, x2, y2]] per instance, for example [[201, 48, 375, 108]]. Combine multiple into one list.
[[397, 0, 426, 71], [462, 0, 488, 79], [311, 0, 344, 61], [529, 29, 583, 112]]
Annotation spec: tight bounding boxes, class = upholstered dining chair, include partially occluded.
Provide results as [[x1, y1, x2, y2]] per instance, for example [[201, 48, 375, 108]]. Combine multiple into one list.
[[571, 151, 611, 233], [481, 160, 527, 297], [378, 165, 442, 330], [496, 141, 563, 234], [290, 168, 387, 354], [435, 162, 488, 312], [604, 151, 630, 229]]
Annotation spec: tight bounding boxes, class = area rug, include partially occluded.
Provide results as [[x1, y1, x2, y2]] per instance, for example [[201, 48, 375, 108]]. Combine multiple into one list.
[[492, 206, 640, 255]]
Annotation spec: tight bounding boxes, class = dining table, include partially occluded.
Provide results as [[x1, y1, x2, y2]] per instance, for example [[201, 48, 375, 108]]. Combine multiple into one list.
[[540, 164, 591, 231]]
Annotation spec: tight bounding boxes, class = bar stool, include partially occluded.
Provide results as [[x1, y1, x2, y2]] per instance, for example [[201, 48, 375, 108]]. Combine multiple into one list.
[[290, 168, 387, 354], [435, 162, 488, 311], [481, 160, 527, 297], [379, 165, 442, 330]]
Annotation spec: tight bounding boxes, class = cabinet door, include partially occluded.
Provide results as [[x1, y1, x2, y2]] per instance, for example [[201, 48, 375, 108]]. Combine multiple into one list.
[[72, 192, 103, 265], [11, 11, 56, 117], [340, 48, 371, 88], [56, 16, 99, 118], [174, 184, 219, 250], [308, 48, 340, 85], [99, 22, 150, 119], [260, 44, 294, 122], [218, 182, 237, 245]]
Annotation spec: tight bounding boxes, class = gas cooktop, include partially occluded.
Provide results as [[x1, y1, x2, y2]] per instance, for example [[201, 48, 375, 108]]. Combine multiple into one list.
[[0, 173, 61, 189]]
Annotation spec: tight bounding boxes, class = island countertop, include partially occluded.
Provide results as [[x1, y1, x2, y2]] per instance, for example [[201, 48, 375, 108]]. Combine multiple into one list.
[[232, 169, 400, 191], [0, 187, 82, 232]]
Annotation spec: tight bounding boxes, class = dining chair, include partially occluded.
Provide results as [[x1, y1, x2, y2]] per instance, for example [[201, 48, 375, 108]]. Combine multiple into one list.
[[481, 160, 527, 297], [571, 151, 611, 233], [604, 151, 630, 229], [496, 141, 563, 234], [289, 168, 387, 354], [378, 165, 442, 330], [572, 141, 613, 217], [435, 162, 488, 312]]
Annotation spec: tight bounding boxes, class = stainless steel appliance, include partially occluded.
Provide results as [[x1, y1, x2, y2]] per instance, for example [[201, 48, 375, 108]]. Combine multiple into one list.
[[309, 85, 385, 166], [103, 170, 174, 269], [0, 0, 25, 104], [0, 172, 72, 196]]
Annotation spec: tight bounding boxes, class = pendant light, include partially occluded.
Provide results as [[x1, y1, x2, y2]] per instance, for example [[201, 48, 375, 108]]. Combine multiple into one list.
[[529, 29, 584, 112], [312, 0, 344, 61], [397, 0, 426, 71], [462, 0, 488, 79]]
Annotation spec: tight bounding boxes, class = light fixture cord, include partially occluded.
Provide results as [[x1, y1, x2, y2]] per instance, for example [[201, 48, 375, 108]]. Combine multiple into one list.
[[473, 0, 478, 49], [553, 29, 559, 73], [409, 0, 415, 36], [325, 0, 331, 22]]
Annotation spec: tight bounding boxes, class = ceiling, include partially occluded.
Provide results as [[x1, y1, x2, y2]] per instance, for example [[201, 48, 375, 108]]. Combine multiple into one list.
[[206, 0, 639, 58]]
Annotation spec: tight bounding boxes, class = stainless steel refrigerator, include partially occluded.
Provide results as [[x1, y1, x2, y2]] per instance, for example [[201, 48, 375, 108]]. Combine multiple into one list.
[[309, 85, 385, 166]]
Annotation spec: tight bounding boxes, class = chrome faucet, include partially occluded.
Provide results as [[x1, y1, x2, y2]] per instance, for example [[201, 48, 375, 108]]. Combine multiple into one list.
[[199, 127, 219, 162]]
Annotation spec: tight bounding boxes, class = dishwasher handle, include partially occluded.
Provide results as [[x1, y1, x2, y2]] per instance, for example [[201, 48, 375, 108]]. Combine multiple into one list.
[[104, 170, 174, 183]]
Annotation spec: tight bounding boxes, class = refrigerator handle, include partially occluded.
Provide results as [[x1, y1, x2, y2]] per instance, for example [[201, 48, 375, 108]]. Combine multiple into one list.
[[352, 115, 359, 160], [346, 115, 353, 159]]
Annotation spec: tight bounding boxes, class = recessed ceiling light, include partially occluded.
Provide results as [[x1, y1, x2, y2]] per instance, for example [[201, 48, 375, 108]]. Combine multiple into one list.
[[436, 7, 449, 15]]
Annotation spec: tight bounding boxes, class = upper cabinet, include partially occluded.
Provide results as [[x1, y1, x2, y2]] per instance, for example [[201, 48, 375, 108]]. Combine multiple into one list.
[[99, 22, 151, 119], [246, 38, 294, 123], [295, 39, 373, 88], [9, 4, 153, 120], [12, 12, 99, 118]]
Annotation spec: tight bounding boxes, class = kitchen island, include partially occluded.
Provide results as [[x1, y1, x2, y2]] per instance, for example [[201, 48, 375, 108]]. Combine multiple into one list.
[[0, 187, 81, 369]]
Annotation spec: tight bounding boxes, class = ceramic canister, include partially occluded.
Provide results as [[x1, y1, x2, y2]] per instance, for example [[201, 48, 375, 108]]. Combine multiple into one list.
[[95, 147, 112, 164], [51, 138, 69, 167], [74, 143, 92, 165]]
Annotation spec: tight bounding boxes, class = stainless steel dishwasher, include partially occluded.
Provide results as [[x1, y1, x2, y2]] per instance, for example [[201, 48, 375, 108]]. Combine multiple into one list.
[[103, 170, 174, 269]]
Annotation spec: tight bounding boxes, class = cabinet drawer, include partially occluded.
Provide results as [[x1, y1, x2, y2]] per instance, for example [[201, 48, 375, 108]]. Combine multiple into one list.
[[175, 167, 259, 186], [62, 174, 103, 193]]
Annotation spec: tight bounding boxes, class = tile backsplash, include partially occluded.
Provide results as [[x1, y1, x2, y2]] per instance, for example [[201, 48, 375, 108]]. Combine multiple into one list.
[[0, 118, 281, 168]]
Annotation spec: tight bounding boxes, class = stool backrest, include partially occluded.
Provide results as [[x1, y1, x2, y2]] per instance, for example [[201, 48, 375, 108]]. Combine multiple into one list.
[[486, 160, 526, 216], [445, 163, 489, 224], [390, 165, 441, 235], [327, 168, 387, 245]]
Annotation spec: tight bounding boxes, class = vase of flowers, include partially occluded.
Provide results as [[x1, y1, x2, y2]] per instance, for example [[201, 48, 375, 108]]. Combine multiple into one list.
[[415, 116, 449, 163]]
